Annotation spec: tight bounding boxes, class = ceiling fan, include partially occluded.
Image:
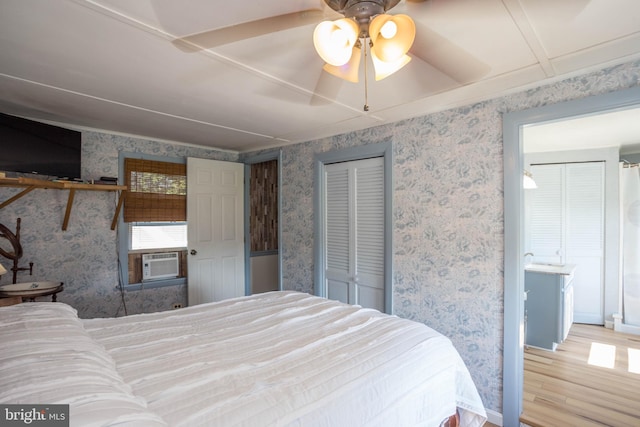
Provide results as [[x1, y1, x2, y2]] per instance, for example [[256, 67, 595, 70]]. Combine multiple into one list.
[[172, 0, 490, 104], [312, 0, 417, 83]]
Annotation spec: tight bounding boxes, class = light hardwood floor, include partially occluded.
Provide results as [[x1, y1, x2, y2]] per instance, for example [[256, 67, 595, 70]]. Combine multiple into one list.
[[520, 324, 640, 427]]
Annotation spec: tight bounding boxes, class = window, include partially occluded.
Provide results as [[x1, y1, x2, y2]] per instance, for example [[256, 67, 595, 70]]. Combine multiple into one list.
[[124, 158, 186, 223], [119, 156, 188, 288], [124, 158, 187, 250], [129, 222, 187, 250]]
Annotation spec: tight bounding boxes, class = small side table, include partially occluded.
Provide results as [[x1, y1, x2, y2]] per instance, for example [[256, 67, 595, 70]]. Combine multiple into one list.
[[0, 281, 64, 302]]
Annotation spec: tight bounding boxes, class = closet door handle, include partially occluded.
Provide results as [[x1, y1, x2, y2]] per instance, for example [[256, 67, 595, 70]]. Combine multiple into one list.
[[190, 249, 197, 255]]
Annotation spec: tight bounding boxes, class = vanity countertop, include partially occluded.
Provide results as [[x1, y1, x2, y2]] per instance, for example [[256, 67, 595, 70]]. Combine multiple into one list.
[[525, 263, 577, 275]]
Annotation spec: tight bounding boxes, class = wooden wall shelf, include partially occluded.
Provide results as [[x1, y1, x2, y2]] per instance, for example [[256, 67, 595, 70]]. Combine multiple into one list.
[[0, 177, 126, 231]]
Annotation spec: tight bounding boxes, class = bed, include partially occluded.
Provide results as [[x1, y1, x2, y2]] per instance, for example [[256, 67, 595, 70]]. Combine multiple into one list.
[[0, 291, 487, 426]]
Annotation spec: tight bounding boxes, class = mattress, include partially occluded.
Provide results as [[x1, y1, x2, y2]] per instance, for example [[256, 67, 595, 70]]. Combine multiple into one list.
[[1, 291, 487, 426]]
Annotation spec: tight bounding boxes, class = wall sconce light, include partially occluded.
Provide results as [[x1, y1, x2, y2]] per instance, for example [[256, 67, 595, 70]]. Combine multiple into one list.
[[523, 170, 537, 189]]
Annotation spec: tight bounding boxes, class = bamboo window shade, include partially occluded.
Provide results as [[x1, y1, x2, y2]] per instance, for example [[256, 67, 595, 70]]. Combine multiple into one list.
[[124, 158, 186, 222]]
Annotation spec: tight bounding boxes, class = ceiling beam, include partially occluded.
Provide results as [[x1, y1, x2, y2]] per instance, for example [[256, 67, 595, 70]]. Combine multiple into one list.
[[501, 0, 555, 77]]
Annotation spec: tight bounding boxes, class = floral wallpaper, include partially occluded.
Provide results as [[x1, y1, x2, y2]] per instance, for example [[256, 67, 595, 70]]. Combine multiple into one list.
[[267, 60, 640, 413], [0, 59, 639, 416]]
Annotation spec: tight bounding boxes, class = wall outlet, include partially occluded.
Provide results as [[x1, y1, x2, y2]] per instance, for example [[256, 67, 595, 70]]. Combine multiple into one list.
[[171, 303, 183, 310]]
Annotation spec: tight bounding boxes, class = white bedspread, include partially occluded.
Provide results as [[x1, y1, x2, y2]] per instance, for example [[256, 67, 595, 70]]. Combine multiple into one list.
[[83, 291, 487, 427], [0, 303, 167, 426]]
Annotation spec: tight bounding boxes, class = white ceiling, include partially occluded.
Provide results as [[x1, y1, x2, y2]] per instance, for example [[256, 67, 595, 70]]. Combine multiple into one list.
[[1, 0, 640, 153], [523, 107, 640, 154]]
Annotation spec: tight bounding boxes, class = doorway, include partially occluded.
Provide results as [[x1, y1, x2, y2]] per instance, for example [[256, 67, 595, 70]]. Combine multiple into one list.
[[525, 160, 606, 325], [502, 86, 640, 426], [248, 159, 279, 294], [243, 151, 283, 295]]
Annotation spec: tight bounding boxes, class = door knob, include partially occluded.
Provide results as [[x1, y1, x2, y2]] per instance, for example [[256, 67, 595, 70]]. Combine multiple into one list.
[[190, 249, 197, 255]]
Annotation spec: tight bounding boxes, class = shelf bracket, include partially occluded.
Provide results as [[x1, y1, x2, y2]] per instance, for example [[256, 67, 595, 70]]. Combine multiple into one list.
[[62, 189, 76, 231], [0, 186, 36, 209], [111, 190, 125, 230]]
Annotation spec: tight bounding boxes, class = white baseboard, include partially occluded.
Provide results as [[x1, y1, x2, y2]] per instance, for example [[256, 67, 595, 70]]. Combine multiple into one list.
[[486, 409, 503, 426], [613, 313, 640, 336]]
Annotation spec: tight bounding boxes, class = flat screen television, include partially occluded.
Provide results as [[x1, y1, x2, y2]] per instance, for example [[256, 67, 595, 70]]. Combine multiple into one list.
[[0, 112, 82, 180]]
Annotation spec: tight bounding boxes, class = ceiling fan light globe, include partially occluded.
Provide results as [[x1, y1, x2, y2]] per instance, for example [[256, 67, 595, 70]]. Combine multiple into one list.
[[371, 50, 411, 81], [380, 21, 398, 39], [369, 14, 391, 41], [313, 19, 359, 66], [330, 30, 348, 48], [523, 170, 538, 189], [370, 14, 415, 62], [323, 44, 362, 83], [380, 45, 405, 62]]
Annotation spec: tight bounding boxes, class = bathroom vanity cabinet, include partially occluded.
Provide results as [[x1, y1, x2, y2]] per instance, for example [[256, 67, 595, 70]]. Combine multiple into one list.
[[525, 264, 576, 351]]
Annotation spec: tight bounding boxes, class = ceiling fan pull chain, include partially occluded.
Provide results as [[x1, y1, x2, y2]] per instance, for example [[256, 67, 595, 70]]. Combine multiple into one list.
[[363, 38, 369, 112]]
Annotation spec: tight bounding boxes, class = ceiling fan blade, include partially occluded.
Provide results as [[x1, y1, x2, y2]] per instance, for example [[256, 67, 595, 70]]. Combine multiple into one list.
[[310, 71, 344, 106], [173, 9, 328, 52], [409, 24, 490, 85], [556, 0, 590, 18]]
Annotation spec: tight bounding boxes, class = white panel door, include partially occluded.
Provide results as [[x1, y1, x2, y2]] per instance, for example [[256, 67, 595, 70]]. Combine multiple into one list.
[[324, 157, 384, 311], [528, 162, 604, 324], [187, 157, 244, 305]]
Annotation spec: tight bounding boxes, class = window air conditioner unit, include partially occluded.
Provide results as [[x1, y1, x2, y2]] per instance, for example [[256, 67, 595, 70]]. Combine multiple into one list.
[[142, 252, 179, 281]]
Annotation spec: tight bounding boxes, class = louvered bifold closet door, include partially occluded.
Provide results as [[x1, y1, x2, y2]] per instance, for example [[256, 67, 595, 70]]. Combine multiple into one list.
[[325, 164, 351, 305], [530, 164, 565, 265], [565, 162, 604, 324], [354, 158, 385, 311], [528, 162, 605, 324], [324, 157, 385, 311]]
